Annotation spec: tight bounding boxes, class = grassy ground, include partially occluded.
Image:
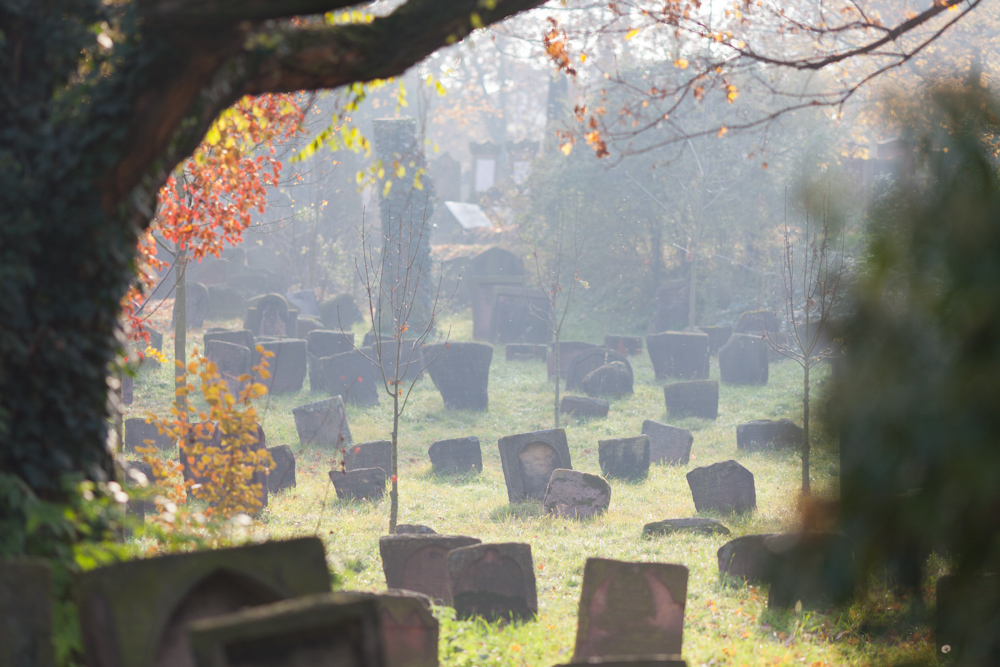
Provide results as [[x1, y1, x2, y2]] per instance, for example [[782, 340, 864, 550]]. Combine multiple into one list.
[[125, 307, 935, 667]]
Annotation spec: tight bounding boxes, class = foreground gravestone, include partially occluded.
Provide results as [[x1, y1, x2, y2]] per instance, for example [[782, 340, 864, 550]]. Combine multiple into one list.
[[78, 537, 330, 667], [604, 335, 642, 356], [180, 423, 268, 509], [498, 428, 573, 503], [641, 420, 693, 465], [124, 418, 175, 451], [323, 348, 380, 407], [205, 340, 252, 395], [345, 440, 391, 473], [687, 460, 756, 514], [548, 341, 597, 379], [428, 436, 483, 475], [379, 534, 482, 604], [663, 380, 719, 420], [717, 534, 775, 584], [581, 361, 634, 398], [764, 533, 855, 609], [573, 558, 688, 662], [566, 348, 632, 392], [736, 419, 803, 452], [598, 436, 651, 481], [329, 468, 386, 501], [543, 469, 611, 519], [560, 396, 609, 419], [697, 325, 733, 355], [0, 558, 54, 667], [505, 343, 547, 362], [718, 334, 768, 385], [447, 543, 537, 621], [426, 342, 492, 410], [204, 329, 255, 352], [643, 518, 730, 537], [292, 396, 352, 448], [646, 332, 710, 380], [258, 339, 307, 394], [266, 445, 296, 494]]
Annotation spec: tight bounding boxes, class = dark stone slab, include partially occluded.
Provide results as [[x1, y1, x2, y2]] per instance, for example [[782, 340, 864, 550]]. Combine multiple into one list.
[[566, 348, 632, 392], [292, 396, 352, 448], [306, 330, 355, 359], [717, 534, 775, 584], [697, 325, 733, 355], [505, 343, 547, 362], [598, 436, 650, 481], [373, 339, 428, 384], [204, 329, 255, 351], [396, 525, 436, 535], [205, 339, 252, 395], [322, 348, 380, 407], [547, 341, 597, 379], [425, 342, 492, 411], [582, 361, 634, 398], [173, 281, 209, 329], [560, 396, 609, 419], [687, 460, 755, 514], [180, 423, 268, 509], [498, 428, 573, 503], [320, 293, 363, 329], [77, 537, 330, 667], [573, 558, 688, 662], [543, 469, 611, 519], [329, 468, 386, 501], [124, 418, 175, 451], [428, 436, 483, 475], [0, 559, 54, 667], [646, 331, 710, 380], [737, 419, 803, 452], [641, 420, 693, 465], [663, 380, 719, 420], [719, 334, 768, 385], [345, 440, 391, 474], [258, 339, 307, 394], [447, 543, 537, 622], [604, 335, 643, 356], [245, 293, 298, 338], [491, 288, 552, 344], [379, 534, 482, 604], [643, 518, 730, 537], [765, 533, 855, 609], [266, 445, 296, 494]]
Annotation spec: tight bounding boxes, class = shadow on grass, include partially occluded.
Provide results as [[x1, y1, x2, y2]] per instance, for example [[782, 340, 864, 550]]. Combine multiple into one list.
[[417, 467, 483, 486], [489, 501, 543, 522]]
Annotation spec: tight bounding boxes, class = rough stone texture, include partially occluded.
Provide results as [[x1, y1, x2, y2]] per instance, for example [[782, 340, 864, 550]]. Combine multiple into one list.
[[345, 440, 392, 474], [323, 348, 380, 407], [505, 343, 547, 362], [429, 436, 483, 475], [566, 348, 632, 392], [245, 293, 298, 338], [764, 533, 855, 609], [292, 396, 352, 449], [573, 558, 688, 662], [396, 525, 437, 535], [646, 332, 710, 380], [267, 445, 296, 494], [447, 543, 537, 622], [643, 518, 731, 537], [0, 558, 54, 667], [736, 419, 804, 453], [491, 288, 551, 344], [258, 339, 307, 394], [581, 361, 634, 398], [543, 469, 611, 519], [124, 418, 175, 451], [697, 326, 733, 355], [379, 535, 482, 604], [77, 537, 330, 667], [718, 334, 768, 385], [498, 428, 573, 503], [547, 341, 597, 379], [374, 340, 428, 385], [329, 468, 386, 501], [307, 330, 355, 360], [663, 380, 719, 420], [603, 335, 643, 356], [560, 396, 609, 419], [180, 423, 268, 509], [717, 534, 775, 584], [641, 420, 693, 466], [205, 339, 252, 396], [173, 281, 209, 329], [598, 436, 651, 481], [425, 342, 492, 411], [204, 329, 255, 352], [687, 460, 756, 514]]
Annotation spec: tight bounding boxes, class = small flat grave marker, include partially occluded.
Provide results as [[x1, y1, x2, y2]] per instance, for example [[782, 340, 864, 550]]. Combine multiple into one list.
[[543, 469, 611, 519], [447, 543, 537, 622], [643, 518, 730, 538], [379, 534, 482, 604], [686, 460, 755, 514], [498, 429, 573, 503], [641, 420, 693, 465]]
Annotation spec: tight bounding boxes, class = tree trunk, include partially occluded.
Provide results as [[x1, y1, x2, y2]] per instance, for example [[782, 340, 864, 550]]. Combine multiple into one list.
[[553, 332, 561, 429], [390, 390, 399, 534], [174, 252, 189, 415], [802, 363, 811, 495]]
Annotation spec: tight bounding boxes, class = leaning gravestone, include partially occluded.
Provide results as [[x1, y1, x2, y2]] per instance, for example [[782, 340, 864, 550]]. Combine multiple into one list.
[[205, 340, 252, 395], [124, 418, 175, 451], [663, 380, 719, 420], [646, 331, 710, 380], [641, 420, 693, 465], [77, 537, 330, 667], [737, 419, 803, 452], [764, 533, 855, 609], [498, 428, 573, 503], [697, 325, 733, 355], [581, 361, 633, 398], [257, 339, 307, 394], [598, 435, 651, 481], [379, 534, 482, 604], [543, 469, 611, 519], [0, 558, 54, 667], [566, 348, 631, 392], [548, 341, 597, 379], [266, 445, 296, 494], [560, 396, 609, 419], [292, 396, 352, 448], [328, 468, 386, 501], [717, 534, 775, 584], [447, 543, 537, 621], [603, 335, 642, 356], [506, 343, 547, 362], [425, 342, 492, 411], [573, 558, 688, 662], [687, 460, 756, 514], [306, 329, 354, 359], [204, 329, 255, 351], [428, 436, 483, 474], [643, 518, 730, 537], [323, 348, 380, 407], [345, 440, 391, 473], [718, 333, 768, 385], [334, 590, 439, 667]]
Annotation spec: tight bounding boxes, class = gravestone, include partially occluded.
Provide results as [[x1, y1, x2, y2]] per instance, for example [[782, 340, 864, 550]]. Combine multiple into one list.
[[560, 396, 609, 419], [307, 330, 355, 359], [603, 335, 642, 356], [581, 361, 633, 398], [396, 525, 436, 535], [764, 533, 855, 609], [379, 534, 482, 604], [643, 518, 730, 537], [498, 428, 573, 503], [663, 380, 719, 420], [491, 288, 551, 344], [323, 349, 380, 407], [717, 534, 775, 584], [697, 325, 733, 355], [566, 348, 631, 392], [245, 294, 298, 338], [735, 309, 780, 337], [77, 537, 330, 667], [180, 423, 268, 509], [347, 590, 438, 667], [320, 293, 363, 329], [285, 289, 320, 318], [447, 543, 537, 621], [719, 334, 768, 385], [376, 339, 428, 384], [0, 559, 54, 667], [292, 396, 352, 448], [547, 341, 597, 379], [363, 330, 378, 347], [124, 418, 175, 451], [205, 340, 252, 395], [736, 419, 803, 452], [204, 329, 255, 352], [641, 420, 693, 465], [122, 374, 133, 405], [598, 436, 651, 481], [206, 285, 245, 320], [646, 332, 710, 380], [648, 280, 689, 334], [227, 272, 268, 297], [258, 339, 307, 394], [173, 281, 209, 329], [572, 558, 688, 662], [505, 343, 547, 362], [295, 317, 323, 339], [543, 469, 611, 519], [425, 342, 492, 411], [428, 436, 483, 475], [687, 460, 755, 514], [328, 468, 386, 501], [122, 460, 155, 519], [266, 445, 295, 494], [345, 440, 391, 474]]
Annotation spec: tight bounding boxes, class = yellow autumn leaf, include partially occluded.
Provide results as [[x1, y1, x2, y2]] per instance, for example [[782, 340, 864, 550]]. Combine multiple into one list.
[[625, 27, 641, 40], [560, 141, 574, 156], [673, 58, 689, 69], [717, 126, 728, 138]]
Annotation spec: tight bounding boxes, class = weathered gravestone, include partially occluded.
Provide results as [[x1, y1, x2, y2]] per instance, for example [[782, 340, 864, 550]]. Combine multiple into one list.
[[648, 280, 689, 335], [379, 534, 482, 604], [641, 420, 693, 466], [425, 342, 492, 411], [566, 348, 632, 392], [396, 525, 437, 535], [491, 288, 551, 344], [643, 518, 730, 537], [543, 469, 611, 519], [581, 361, 634, 398], [646, 332, 710, 380], [376, 339, 428, 384], [320, 293, 363, 329], [428, 436, 483, 475], [124, 417, 175, 451], [598, 435, 651, 481], [204, 340, 252, 395], [697, 325, 733, 355], [307, 330, 355, 360], [717, 534, 775, 584], [686, 460, 755, 514], [284, 289, 320, 318], [329, 468, 386, 501], [77, 537, 330, 667], [663, 380, 719, 420], [0, 558, 54, 667], [736, 419, 803, 452], [295, 317, 323, 339], [122, 373, 133, 405], [173, 281, 209, 329], [206, 285, 245, 320], [332, 590, 438, 667], [245, 294, 298, 338], [257, 339, 307, 394], [547, 341, 597, 379], [323, 348, 380, 407], [560, 396, 610, 419], [604, 335, 643, 356], [345, 440, 391, 473], [292, 396, 352, 448], [719, 334, 768, 385], [447, 543, 537, 621], [505, 343, 547, 362], [764, 533, 855, 609], [498, 428, 573, 503], [735, 309, 780, 337], [204, 329, 255, 352], [266, 445, 295, 494], [572, 558, 688, 662], [179, 423, 269, 509]]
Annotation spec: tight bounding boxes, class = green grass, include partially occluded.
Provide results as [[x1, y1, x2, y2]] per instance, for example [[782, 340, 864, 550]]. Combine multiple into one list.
[[124, 309, 935, 667]]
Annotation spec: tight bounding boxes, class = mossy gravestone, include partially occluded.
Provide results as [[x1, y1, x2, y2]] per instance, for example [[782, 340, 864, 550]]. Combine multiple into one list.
[[447, 543, 537, 622], [663, 380, 719, 420], [292, 396, 352, 448], [379, 534, 481, 604], [498, 428, 573, 503], [560, 396, 609, 419], [543, 469, 611, 519], [598, 435, 651, 481], [322, 348, 380, 407], [0, 559, 54, 667], [581, 361, 634, 398], [428, 436, 482, 475], [687, 460, 755, 514], [646, 331, 710, 380], [641, 420, 693, 466]]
